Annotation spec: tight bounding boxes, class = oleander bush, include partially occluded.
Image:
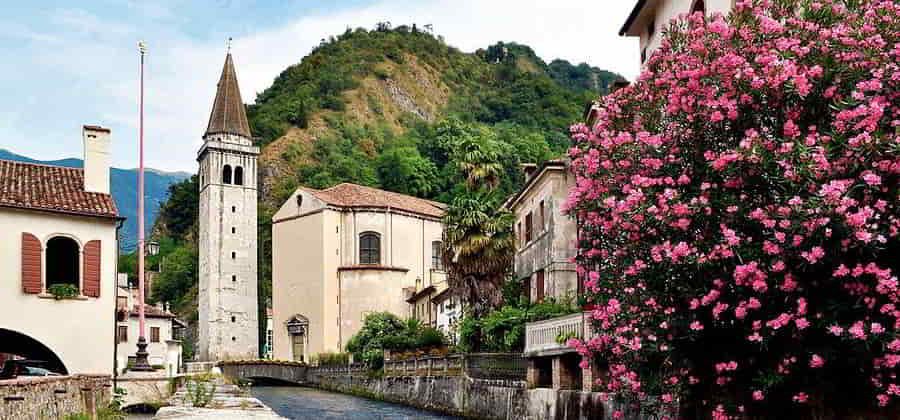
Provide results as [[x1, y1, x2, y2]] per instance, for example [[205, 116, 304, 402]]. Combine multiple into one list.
[[566, 0, 900, 418]]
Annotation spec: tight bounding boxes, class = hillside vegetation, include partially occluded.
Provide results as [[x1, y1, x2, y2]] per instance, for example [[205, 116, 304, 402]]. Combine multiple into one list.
[[138, 23, 622, 356]]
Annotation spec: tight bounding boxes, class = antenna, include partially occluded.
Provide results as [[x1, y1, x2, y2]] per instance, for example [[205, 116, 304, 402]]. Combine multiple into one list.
[[138, 40, 147, 56], [226, 37, 233, 53]]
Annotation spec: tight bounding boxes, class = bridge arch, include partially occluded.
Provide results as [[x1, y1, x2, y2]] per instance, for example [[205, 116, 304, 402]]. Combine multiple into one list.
[[218, 361, 308, 385], [0, 328, 68, 375]]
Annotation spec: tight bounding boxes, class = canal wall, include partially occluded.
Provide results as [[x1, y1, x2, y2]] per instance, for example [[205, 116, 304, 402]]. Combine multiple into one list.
[[0, 374, 110, 420], [306, 370, 654, 420]]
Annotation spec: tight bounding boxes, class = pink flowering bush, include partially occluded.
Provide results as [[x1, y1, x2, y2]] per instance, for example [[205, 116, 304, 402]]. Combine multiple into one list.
[[566, 0, 899, 417]]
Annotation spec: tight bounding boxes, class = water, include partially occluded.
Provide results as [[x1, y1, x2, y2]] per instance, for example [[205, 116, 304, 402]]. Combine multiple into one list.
[[251, 386, 461, 420]]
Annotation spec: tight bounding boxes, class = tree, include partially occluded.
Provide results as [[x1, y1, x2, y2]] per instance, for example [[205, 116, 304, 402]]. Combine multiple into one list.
[[441, 122, 516, 321], [566, 1, 900, 418], [377, 146, 438, 197]]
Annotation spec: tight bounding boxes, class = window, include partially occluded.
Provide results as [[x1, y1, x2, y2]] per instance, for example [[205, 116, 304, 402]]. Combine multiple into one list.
[[431, 241, 443, 270], [641, 47, 648, 64], [231, 252, 236, 259], [523, 277, 531, 303], [234, 166, 244, 186], [359, 232, 381, 265], [517, 222, 522, 245], [117, 326, 128, 343], [525, 212, 534, 243], [232, 275, 237, 282], [222, 165, 232, 184], [691, 0, 706, 14], [539, 200, 545, 232], [648, 18, 656, 39], [231, 316, 236, 323], [535, 270, 545, 303], [231, 227, 236, 234], [46, 236, 80, 292], [231, 206, 236, 213], [150, 327, 160, 343]]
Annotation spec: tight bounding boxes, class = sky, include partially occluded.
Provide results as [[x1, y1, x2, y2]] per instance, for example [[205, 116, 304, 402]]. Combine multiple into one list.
[[0, 0, 640, 172]]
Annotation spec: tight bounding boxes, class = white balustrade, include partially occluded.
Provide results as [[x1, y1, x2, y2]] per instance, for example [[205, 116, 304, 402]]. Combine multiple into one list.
[[524, 312, 591, 354]]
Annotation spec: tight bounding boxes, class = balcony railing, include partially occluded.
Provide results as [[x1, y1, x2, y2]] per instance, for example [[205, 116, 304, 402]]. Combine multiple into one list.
[[524, 312, 592, 355]]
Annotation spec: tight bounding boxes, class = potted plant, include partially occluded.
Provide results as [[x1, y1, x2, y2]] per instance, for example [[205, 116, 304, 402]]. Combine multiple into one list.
[[47, 284, 79, 300]]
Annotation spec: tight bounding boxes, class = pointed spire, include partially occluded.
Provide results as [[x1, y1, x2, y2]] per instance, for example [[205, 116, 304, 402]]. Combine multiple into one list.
[[205, 53, 252, 139]]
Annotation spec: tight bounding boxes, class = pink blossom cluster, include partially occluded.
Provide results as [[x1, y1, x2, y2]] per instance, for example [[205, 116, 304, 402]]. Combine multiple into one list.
[[566, 0, 900, 417]]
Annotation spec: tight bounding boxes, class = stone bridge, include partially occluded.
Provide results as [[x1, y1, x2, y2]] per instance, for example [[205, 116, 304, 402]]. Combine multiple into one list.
[[218, 361, 308, 385]]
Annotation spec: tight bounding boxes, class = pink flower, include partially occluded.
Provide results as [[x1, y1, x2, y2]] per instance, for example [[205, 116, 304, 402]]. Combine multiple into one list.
[[690, 321, 704, 331], [753, 390, 765, 401], [793, 392, 809, 404], [862, 171, 882, 186], [809, 354, 825, 368], [828, 325, 844, 336]]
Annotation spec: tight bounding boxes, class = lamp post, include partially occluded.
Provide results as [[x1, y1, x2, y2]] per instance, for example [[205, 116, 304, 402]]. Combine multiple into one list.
[[132, 40, 153, 372]]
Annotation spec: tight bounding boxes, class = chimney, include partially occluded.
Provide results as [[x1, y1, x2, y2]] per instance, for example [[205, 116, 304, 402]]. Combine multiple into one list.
[[521, 163, 538, 180], [82, 125, 111, 194]]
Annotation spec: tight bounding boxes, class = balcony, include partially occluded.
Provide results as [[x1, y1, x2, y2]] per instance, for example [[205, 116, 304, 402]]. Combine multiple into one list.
[[524, 312, 592, 356]]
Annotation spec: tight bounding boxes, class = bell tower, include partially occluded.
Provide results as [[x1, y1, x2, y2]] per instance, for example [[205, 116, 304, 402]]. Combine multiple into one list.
[[197, 52, 259, 361]]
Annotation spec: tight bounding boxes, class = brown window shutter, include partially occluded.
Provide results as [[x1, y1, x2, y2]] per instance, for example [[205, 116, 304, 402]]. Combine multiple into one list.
[[83, 240, 101, 297], [21, 233, 42, 294]]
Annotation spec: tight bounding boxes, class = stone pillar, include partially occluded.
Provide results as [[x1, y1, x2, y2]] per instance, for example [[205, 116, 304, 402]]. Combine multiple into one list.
[[582, 359, 605, 391], [526, 359, 541, 389], [552, 356, 576, 390]]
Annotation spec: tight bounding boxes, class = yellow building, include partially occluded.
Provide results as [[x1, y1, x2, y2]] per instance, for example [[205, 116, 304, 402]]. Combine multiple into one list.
[[271, 183, 446, 361]]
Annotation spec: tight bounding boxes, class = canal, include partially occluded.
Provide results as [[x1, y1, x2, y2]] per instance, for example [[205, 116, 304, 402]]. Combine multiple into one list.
[[252, 386, 461, 419]]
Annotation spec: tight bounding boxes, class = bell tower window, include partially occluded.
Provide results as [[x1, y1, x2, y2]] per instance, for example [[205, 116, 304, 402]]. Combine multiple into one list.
[[223, 165, 232, 184], [234, 166, 244, 186]]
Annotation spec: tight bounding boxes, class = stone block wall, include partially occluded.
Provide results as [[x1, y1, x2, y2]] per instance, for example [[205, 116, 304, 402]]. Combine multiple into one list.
[[0, 374, 110, 420], [306, 367, 652, 420]]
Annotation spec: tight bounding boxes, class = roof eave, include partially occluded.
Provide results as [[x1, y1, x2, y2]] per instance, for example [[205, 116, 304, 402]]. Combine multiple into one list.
[[619, 0, 649, 36]]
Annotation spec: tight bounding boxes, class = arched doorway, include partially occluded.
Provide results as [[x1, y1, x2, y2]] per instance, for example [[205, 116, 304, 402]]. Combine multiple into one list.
[[0, 329, 68, 375]]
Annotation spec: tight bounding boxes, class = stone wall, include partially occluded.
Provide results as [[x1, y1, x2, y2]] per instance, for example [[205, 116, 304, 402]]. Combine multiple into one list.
[[0, 374, 110, 420], [306, 368, 655, 420]]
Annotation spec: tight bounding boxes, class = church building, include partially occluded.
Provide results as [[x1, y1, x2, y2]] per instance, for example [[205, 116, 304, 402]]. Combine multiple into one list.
[[197, 52, 259, 361], [271, 183, 446, 361]]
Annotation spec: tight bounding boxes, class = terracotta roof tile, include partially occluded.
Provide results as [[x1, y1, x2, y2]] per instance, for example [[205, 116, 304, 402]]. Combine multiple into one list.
[[308, 183, 445, 219], [130, 305, 176, 319], [0, 159, 118, 219]]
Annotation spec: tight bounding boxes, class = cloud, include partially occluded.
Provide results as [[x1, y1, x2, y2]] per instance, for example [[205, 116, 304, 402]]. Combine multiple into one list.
[[0, 0, 639, 172]]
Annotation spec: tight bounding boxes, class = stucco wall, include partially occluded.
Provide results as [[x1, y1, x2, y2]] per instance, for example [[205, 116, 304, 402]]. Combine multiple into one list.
[[272, 208, 325, 361], [0, 207, 117, 374], [512, 169, 578, 302], [636, 0, 735, 62], [116, 315, 174, 371], [272, 188, 444, 358]]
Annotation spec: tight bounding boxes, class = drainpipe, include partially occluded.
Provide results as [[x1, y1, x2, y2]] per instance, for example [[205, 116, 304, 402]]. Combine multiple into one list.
[[112, 217, 124, 392]]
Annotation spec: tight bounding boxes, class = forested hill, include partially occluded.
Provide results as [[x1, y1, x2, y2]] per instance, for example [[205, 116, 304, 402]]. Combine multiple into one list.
[[142, 24, 623, 356], [247, 25, 624, 206]]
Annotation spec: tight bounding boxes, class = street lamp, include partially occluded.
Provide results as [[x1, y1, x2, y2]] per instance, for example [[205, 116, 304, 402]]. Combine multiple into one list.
[[131, 40, 153, 372], [147, 241, 160, 256]]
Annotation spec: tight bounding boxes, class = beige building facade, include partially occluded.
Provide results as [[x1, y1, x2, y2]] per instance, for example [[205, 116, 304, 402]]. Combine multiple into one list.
[[0, 125, 120, 375], [620, 0, 735, 65], [505, 160, 578, 304], [272, 183, 445, 361]]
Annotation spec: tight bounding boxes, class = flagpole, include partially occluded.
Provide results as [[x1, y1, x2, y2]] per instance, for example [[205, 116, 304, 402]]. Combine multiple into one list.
[[133, 40, 152, 371]]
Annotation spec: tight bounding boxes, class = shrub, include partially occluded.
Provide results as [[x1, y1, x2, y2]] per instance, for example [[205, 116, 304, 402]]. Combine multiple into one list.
[[458, 297, 579, 352], [566, 1, 900, 417], [346, 312, 448, 368], [48, 284, 78, 299], [312, 352, 350, 366]]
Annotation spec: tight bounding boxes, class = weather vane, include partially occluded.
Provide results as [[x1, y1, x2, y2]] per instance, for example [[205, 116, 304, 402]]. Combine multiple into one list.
[[227, 37, 232, 53]]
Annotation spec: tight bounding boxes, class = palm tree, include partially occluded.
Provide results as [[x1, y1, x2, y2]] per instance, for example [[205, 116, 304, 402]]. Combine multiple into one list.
[[441, 127, 516, 317]]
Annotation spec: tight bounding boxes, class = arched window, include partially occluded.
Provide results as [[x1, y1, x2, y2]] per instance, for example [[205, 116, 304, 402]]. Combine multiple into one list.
[[359, 232, 381, 265], [46, 236, 79, 292], [222, 165, 232, 184], [691, 0, 706, 14], [234, 166, 244, 186]]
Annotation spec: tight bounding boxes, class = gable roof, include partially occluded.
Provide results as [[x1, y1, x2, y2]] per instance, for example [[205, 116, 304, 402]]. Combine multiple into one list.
[[0, 159, 119, 219], [502, 159, 568, 211], [308, 183, 446, 219], [205, 53, 252, 139]]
